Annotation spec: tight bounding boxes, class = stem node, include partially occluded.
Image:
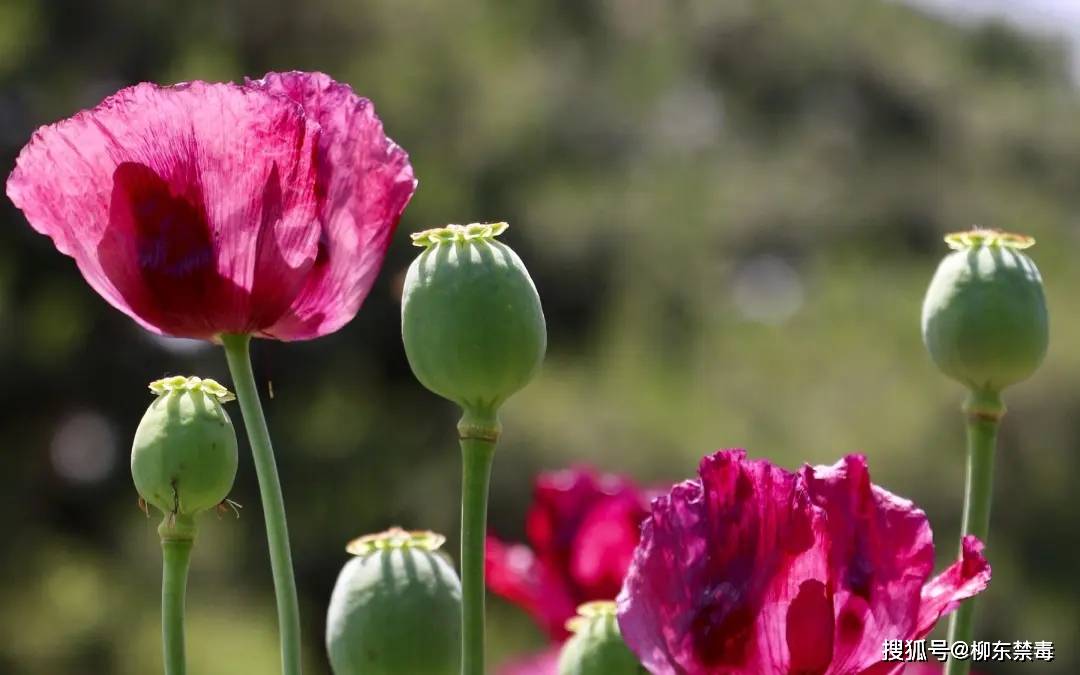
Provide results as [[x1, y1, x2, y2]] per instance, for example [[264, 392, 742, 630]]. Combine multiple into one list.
[[945, 389, 1003, 675], [160, 514, 195, 675]]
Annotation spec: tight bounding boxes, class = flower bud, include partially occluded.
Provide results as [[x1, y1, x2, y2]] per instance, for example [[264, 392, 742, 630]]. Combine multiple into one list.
[[131, 376, 238, 517], [921, 229, 1048, 393], [558, 601, 643, 675], [326, 529, 462, 675], [401, 223, 546, 419]]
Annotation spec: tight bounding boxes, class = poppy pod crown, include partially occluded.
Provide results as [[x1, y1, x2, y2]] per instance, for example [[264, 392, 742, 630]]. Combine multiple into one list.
[[401, 222, 547, 424], [558, 602, 644, 675], [7, 72, 415, 341], [921, 228, 1048, 394], [131, 376, 238, 518], [326, 528, 462, 675]]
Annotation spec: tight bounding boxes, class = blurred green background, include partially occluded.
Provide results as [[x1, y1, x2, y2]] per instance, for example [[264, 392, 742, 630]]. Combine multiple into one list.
[[1, 0, 1077, 673]]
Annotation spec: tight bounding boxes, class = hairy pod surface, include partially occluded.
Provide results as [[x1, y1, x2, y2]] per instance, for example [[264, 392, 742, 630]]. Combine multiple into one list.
[[326, 529, 462, 675], [402, 223, 546, 417], [131, 376, 238, 516], [559, 602, 644, 675], [922, 229, 1048, 393]]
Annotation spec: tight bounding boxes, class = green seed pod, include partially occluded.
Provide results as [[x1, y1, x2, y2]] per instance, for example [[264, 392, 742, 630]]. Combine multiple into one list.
[[401, 223, 546, 420], [921, 229, 1048, 394], [326, 529, 462, 675], [131, 376, 238, 517], [558, 601, 644, 675]]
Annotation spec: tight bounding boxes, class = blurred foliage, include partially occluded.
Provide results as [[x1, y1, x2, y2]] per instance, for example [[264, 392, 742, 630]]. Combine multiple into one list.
[[1, 0, 1078, 673]]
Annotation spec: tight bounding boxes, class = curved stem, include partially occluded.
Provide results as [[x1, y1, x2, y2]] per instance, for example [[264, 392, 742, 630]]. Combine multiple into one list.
[[221, 333, 303, 675], [160, 515, 196, 675], [458, 410, 499, 675], [945, 389, 1003, 675]]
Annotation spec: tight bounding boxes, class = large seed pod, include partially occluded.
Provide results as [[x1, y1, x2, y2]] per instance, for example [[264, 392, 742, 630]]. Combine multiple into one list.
[[401, 223, 546, 417], [326, 529, 462, 675], [131, 376, 238, 516], [921, 229, 1048, 393], [559, 602, 644, 675]]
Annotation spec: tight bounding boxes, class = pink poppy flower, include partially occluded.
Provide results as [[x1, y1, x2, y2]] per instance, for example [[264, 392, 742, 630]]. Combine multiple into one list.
[[7, 71, 414, 340], [486, 467, 651, 640], [496, 646, 560, 675], [617, 450, 991, 675]]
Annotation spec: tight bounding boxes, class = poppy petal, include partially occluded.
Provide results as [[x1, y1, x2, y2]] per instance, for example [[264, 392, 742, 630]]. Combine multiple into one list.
[[914, 535, 991, 638], [7, 81, 321, 338], [251, 71, 416, 340], [803, 455, 936, 672], [496, 646, 560, 675], [617, 450, 830, 674], [486, 535, 578, 639], [616, 450, 992, 675], [488, 466, 649, 639]]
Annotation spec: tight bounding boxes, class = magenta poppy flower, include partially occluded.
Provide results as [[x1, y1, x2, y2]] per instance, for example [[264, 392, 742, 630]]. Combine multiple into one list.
[[901, 666, 983, 675], [486, 467, 651, 640], [6, 71, 414, 340], [617, 450, 991, 675]]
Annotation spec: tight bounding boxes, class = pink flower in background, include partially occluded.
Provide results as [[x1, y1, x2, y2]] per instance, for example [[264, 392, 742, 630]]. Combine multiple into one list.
[[495, 647, 560, 675], [617, 450, 991, 675], [7, 71, 414, 341], [486, 467, 651, 640]]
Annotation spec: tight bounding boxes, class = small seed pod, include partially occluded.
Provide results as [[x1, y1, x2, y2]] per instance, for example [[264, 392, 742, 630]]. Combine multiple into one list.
[[326, 529, 462, 675], [131, 376, 238, 517], [921, 229, 1048, 393], [401, 223, 546, 420], [559, 601, 644, 675]]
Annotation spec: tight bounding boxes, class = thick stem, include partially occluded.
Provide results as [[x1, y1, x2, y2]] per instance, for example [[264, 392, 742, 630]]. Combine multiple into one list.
[[945, 389, 1003, 675], [221, 333, 303, 675], [159, 515, 196, 675], [458, 409, 499, 675]]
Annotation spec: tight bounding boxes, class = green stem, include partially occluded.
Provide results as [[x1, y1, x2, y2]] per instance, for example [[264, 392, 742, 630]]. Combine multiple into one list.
[[159, 515, 196, 675], [458, 410, 499, 675], [221, 333, 303, 675], [945, 389, 1003, 675]]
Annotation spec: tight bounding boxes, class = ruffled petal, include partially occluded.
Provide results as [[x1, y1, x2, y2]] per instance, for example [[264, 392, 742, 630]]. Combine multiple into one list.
[[618, 450, 830, 675], [527, 469, 644, 587], [616, 451, 990, 675], [616, 504, 686, 675], [802, 455, 936, 673], [885, 665, 985, 675], [7, 81, 321, 338], [485, 536, 578, 639], [250, 71, 416, 340], [487, 466, 648, 639], [914, 535, 991, 637], [569, 492, 647, 603], [857, 662, 907, 675], [859, 658, 987, 674]]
